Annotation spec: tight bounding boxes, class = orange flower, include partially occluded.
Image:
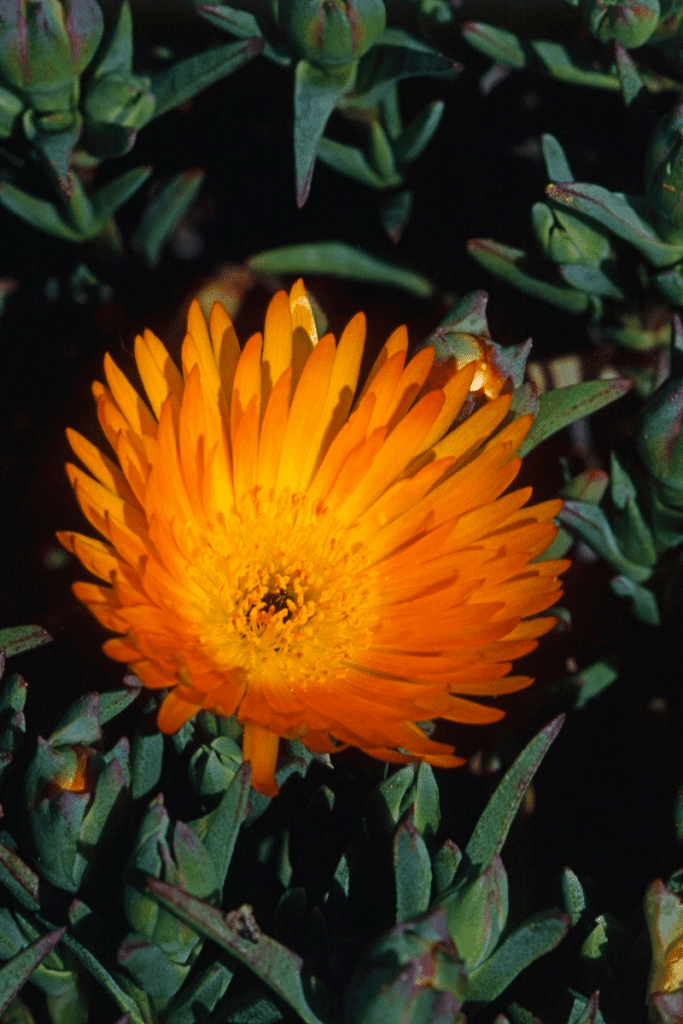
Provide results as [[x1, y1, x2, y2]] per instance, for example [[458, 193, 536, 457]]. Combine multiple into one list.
[[59, 281, 568, 795]]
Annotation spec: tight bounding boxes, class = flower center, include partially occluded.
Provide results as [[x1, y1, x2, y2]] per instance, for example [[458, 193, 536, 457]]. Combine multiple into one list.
[[186, 490, 376, 681]]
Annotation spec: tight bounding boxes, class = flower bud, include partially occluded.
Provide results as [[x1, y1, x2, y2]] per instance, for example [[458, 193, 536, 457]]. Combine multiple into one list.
[[25, 736, 129, 892], [441, 855, 508, 972], [279, 0, 386, 66], [532, 202, 612, 267], [345, 907, 466, 1024], [645, 102, 683, 227], [582, 0, 660, 48], [84, 71, 154, 129], [0, 0, 104, 96]]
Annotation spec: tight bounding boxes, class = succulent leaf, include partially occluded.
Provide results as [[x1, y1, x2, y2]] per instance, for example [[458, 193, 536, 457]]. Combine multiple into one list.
[[519, 379, 633, 457]]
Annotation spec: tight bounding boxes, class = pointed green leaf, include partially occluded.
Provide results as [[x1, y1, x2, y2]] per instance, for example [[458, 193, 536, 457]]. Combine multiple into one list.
[[49, 694, 102, 747], [146, 882, 328, 1024], [294, 60, 355, 206], [558, 500, 653, 582], [462, 23, 526, 68], [164, 962, 233, 1024], [91, 166, 153, 225], [559, 263, 624, 300], [531, 40, 620, 89], [546, 183, 683, 268], [571, 661, 618, 710], [566, 991, 604, 1024], [248, 241, 434, 296], [518, 379, 633, 457], [366, 764, 417, 835], [394, 100, 444, 164], [131, 731, 164, 800], [0, 909, 27, 960], [610, 575, 660, 624], [394, 808, 432, 921], [614, 42, 644, 106], [464, 717, 564, 874], [0, 626, 51, 659], [561, 868, 586, 926], [0, 183, 83, 240], [352, 42, 459, 107], [132, 169, 204, 267], [117, 935, 187, 998], [196, 3, 291, 64], [57, 932, 145, 1024], [150, 39, 262, 122], [367, 120, 400, 182], [413, 763, 440, 839], [432, 840, 461, 897], [466, 239, 591, 314], [443, 855, 508, 972], [542, 134, 573, 184], [316, 137, 388, 188], [195, 761, 251, 892], [464, 909, 569, 1002], [97, 684, 142, 724], [379, 189, 412, 244], [0, 930, 66, 1016], [0, 842, 40, 912], [93, 1, 134, 77]]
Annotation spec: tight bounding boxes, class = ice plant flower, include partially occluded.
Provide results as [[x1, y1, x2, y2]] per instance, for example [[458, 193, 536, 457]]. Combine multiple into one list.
[[59, 281, 568, 795]]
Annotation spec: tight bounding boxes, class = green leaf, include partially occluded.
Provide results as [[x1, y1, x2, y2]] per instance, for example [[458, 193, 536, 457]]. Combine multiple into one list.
[[0, 909, 27, 960], [366, 765, 417, 835], [117, 935, 188, 998], [614, 42, 644, 106], [132, 169, 205, 267], [561, 868, 586, 926], [93, 0, 134, 77], [0, 182, 82, 240], [462, 23, 526, 67], [542, 134, 574, 184], [432, 840, 461, 898], [565, 991, 604, 1024], [150, 39, 262, 122], [518, 379, 633, 457], [559, 263, 624, 300], [379, 189, 413, 244], [164, 962, 233, 1024], [545, 183, 683, 268], [195, 3, 291, 64], [464, 909, 569, 1002], [195, 761, 251, 893], [367, 120, 401, 183], [394, 808, 432, 921], [57, 932, 146, 1024], [610, 575, 661, 624], [294, 60, 355, 207], [0, 843, 41, 912], [0, 931, 67, 1016], [0, 626, 51, 660], [466, 239, 591, 314], [463, 717, 564, 875], [443, 856, 508, 972], [352, 42, 459, 108], [412, 763, 440, 840], [131, 732, 164, 800], [571, 661, 619, 710], [316, 137, 388, 189], [97, 685, 141, 724], [558, 501, 653, 582], [146, 882, 329, 1024], [90, 166, 153, 225], [49, 694, 102, 747], [248, 241, 434, 296], [393, 100, 444, 164]]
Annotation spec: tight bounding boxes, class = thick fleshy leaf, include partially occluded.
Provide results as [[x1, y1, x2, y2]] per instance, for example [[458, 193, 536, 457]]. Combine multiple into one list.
[[443, 855, 508, 972], [317, 137, 388, 189], [412, 763, 440, 839], [191, 761, 251, 892], [571, 661, 619, 710], [164, 962, 233, 1024], [379, 189, 412, 243], [518, 379, 633, 456], [610, 575, 661, 624], [195, 2, 292, 64], [98, 684, 142, 723], [131, 731, 164, 800], [565, 990, 604, 1024], [0, 626, 51, 660], [90, 166, 153, 225], [559, 263, 624, 300], [132, 169, 205, 267], [561, 868, 586, 926], [249, 241, 434, 296], [394, 100, 444, 164], [0, 843, 40, 912], [366, 764, 417, 835], [117, 935, 188, 998], [92, 0, 134, 77], [463, 909, 569, 1002], [463, 717, 564, 875], [0, 930, 67, 1016], [432, 840, 461, 898], [294, 60, 355, 207], [146, 882, 328, 1024], [466, 239, 591, 314], [58, 932, 145, 1024], [150, 39, 262, 121], [0, 182, 84, 240], [49, 694, 102, 747], [353, 37, 459, 108], [545, 183, 683, 268], [542, 133, 573, 184], [394, 808, 432, 921], [558, 500, 653, 582]]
